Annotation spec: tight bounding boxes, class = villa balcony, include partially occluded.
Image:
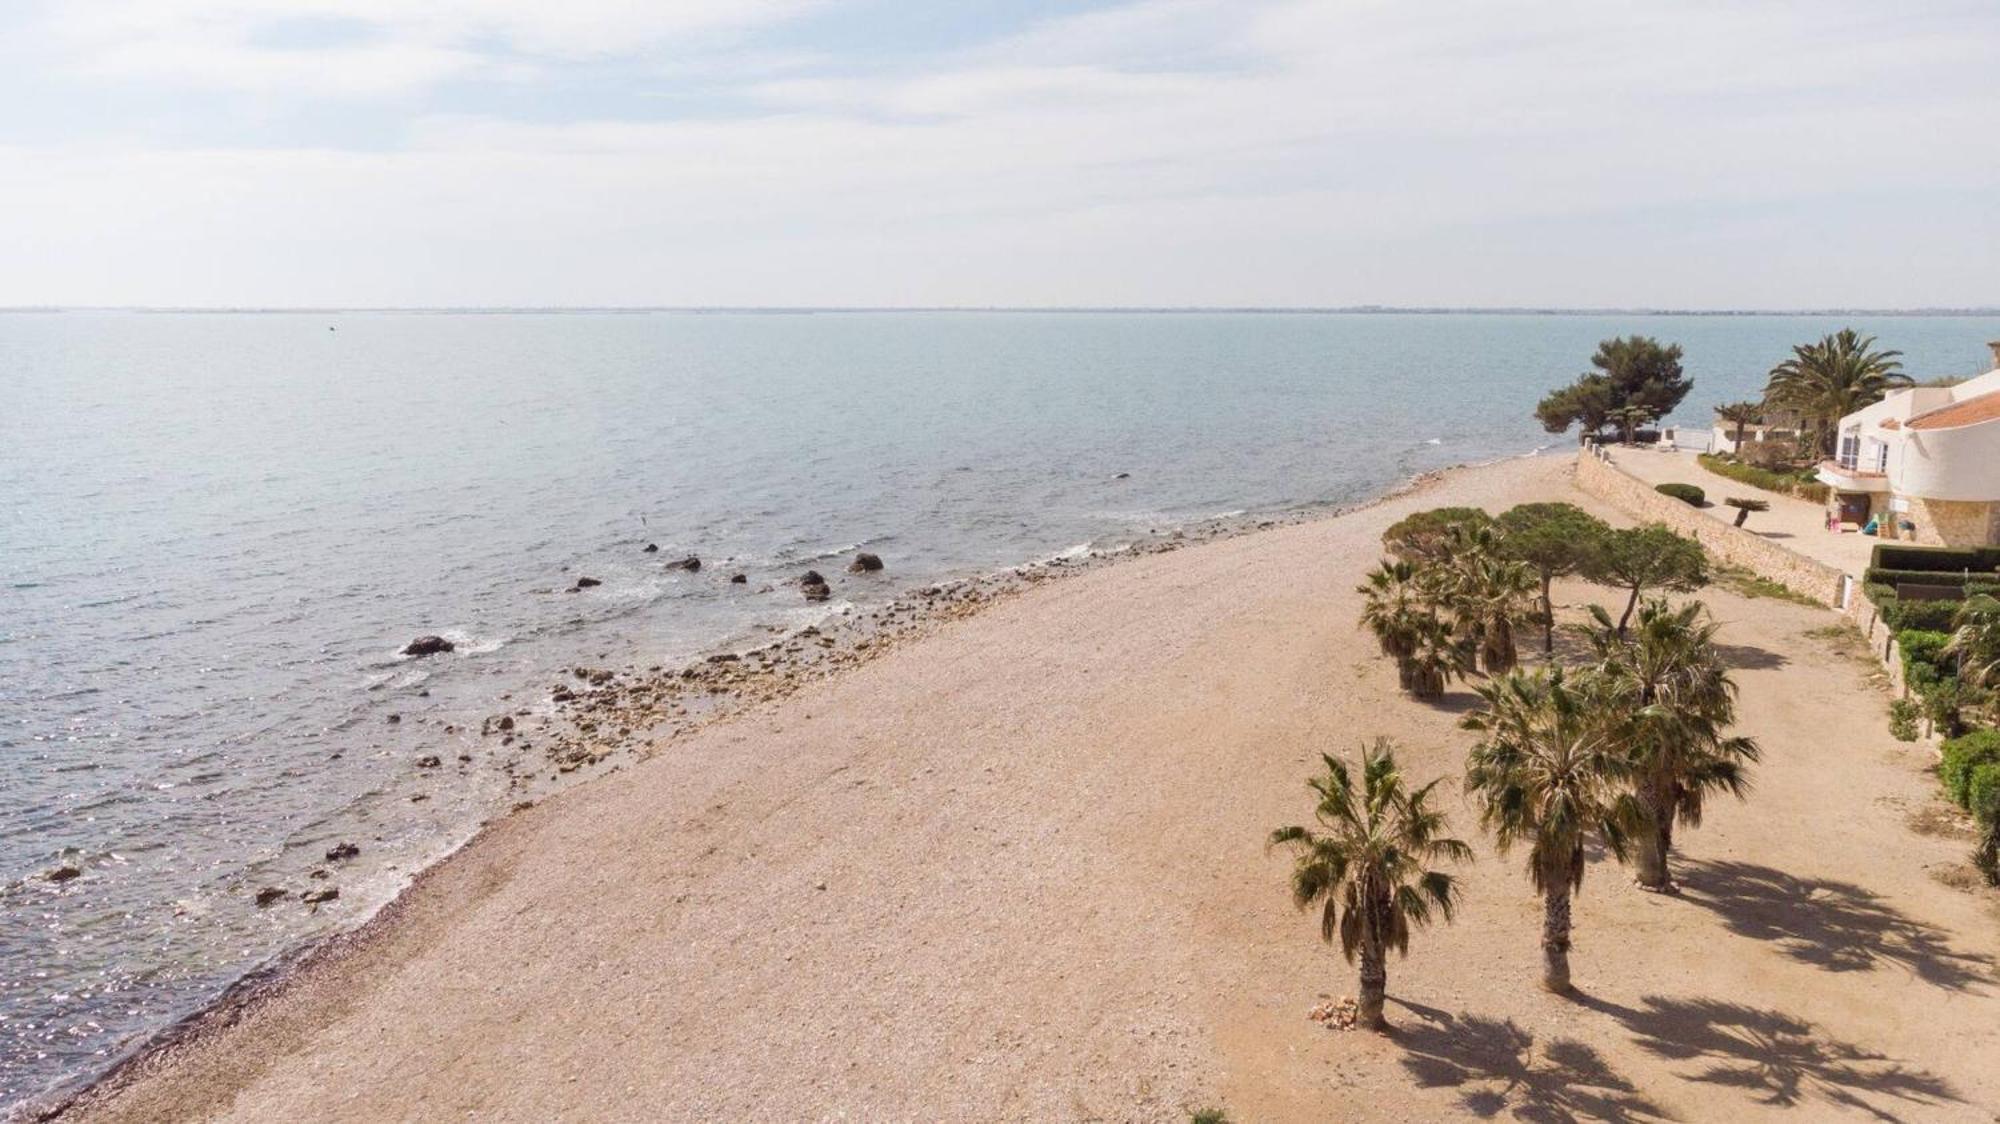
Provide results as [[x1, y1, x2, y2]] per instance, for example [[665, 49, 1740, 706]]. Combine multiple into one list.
[[1816, 459, 1891, 493]]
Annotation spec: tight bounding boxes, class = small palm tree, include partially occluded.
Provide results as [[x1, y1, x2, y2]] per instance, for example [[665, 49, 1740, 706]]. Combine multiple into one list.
[[1712, 401, 1764, 454], [1764, 330, 1909, 456], [1587, 601, 1759, 892], [1359, 559, 1424, 682], [1405, 613, 1469, 700], [1457, 555, 1537, 674], [1723, 496, 1769, 528], [1462, 669, 1640, 992], [1944, 595, 2000, 725], [1269, 739, 1471, 1030]]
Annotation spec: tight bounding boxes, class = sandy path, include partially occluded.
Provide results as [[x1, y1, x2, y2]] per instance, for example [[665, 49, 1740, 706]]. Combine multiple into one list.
[[68, 454, 2000, 1122]]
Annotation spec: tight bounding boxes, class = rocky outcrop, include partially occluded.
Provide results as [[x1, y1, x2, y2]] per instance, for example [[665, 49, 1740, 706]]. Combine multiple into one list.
[[848, 552, 884, 573], [403, 636, 454, 657]]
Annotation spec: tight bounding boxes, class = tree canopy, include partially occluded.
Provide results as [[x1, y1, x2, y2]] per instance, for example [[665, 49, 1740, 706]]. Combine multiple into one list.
[[1497, 502, 1613, 653], [1763, 329, 1909, 457], [1536, 336, 1693, 441], [1381, 506, 1495, 566], [1585, 525, 1709, 635]]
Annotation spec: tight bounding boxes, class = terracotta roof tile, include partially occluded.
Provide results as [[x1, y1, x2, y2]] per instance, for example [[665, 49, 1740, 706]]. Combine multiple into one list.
[[1907, 388, 2000, 431]]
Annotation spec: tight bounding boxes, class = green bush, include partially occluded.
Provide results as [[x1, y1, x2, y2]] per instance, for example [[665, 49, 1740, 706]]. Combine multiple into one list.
[[1940, 730, 2000, 808], [1899, 629, 1951, 671], [1970, 763, 2000, 826], [1885, 599, 1961, 633], [1871, 544, 2000, 573], [1654, 482, 1705, 506], [1888, 698, 1922, 741], [1697, 453, 1831, 503], [1864, 567, 1974, 589]]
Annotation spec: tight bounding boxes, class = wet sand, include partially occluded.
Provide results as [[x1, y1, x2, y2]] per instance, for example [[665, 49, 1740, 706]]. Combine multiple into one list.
[[59, 453, 2000, 1122]]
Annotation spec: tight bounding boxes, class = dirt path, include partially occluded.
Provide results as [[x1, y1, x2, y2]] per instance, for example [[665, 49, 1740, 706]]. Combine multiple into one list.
[[68, 454, 1999, 1122]]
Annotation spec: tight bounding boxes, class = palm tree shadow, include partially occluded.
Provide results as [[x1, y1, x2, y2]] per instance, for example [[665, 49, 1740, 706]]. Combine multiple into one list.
[[1574, 992, 1960, 1122], [1393, 1008, 1674, 1121], [1677, 859, 1994, 992], [1711, 643, 1788, 671]]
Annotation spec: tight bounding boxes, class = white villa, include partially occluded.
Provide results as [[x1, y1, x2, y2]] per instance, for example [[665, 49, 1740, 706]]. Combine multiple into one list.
[[1817, 342, 2000, 545]]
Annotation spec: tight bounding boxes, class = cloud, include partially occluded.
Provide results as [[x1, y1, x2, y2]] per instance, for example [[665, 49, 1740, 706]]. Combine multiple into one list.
[[2, 0, 1997, 305]]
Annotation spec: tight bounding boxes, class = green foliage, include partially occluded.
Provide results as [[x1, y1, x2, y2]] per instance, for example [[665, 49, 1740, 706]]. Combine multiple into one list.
[[1584, 525, 1708, 634], [1654, 482, 1705, 506], [1536, 336, 1691, 440], [1712, 564, 1823, 607], [1696, 453, 1831, 503], [1764, 329, 1910, 457], [1969, 764, 2000, 827], [1884, 599, 1961, 633], [1497, 503, 1610, 577], [1870, 544, 2000, 573], [1191, 1110, 1230, 1124], [1888, 698, 1921, 741], [1940, 731, 2000, 808], [1381, 507, 1494, 565], [1898, 630, 1952, 679]]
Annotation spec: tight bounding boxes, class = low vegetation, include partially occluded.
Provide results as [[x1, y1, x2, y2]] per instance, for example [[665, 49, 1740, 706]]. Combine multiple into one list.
[[1696, 452, 1829, 504], [1654, 482, 1704, 507]]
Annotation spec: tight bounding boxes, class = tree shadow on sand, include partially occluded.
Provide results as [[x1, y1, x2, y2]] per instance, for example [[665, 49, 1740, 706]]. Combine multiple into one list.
[[1710, 642, 1788, 671], [1677, 859, 1994, 992], [1392, 1003, 1673, 1122], [1575, 993, 1960, 1123]]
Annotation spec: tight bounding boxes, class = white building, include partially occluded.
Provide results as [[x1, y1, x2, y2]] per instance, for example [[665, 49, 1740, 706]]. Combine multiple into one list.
[[1816, 342, 2000, 545]]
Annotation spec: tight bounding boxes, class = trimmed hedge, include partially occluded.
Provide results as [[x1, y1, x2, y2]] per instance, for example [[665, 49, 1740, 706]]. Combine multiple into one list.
[[1899, 629, 1951, 678], [1941, 730, 2000, 808], [1866, 567, 1977, 588], [1697, 453, 1831, 503], [1871, 544, 2000, 573], [1970, 763, 2000, 826], [1887, 599, 1961, 632], [1655, 482, 1705, 506]]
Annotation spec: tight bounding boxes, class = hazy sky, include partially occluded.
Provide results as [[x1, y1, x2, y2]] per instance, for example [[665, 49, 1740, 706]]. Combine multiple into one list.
[[3, 0, 1996, 308]]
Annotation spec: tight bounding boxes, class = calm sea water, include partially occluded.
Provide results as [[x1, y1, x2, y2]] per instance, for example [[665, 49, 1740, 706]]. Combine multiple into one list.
[[3, 310, 1996, 1108]]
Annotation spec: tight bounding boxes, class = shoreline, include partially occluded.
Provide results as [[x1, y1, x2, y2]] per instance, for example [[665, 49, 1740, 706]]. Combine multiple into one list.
[[23, 453, 1517, 1122], [43, 446, 2000, 1122]]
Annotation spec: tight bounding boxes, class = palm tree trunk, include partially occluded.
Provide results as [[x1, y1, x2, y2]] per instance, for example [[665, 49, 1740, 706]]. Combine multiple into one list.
[[1539, 574, 1555, 654], [1633, 783, 1675, 892], [1357, 938, 1388, 1031], [1483, 620, 1516, 675], [1732, 420, 1747, 451], [1541, 886, 1573, 993]]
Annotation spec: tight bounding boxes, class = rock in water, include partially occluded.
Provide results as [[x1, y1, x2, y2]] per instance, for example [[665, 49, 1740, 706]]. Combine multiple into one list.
[[570, 576, 602, 592], [729, 573, 747, 584], [666, 555, 701, 572], [848, 552, 884, 573], [800, 570, 832, 602], [415, 755, 442, 769], [642, 543, 660, 553], [325, 842, 360, 861], [302, 888, 339, 905], [47, 865, 82, 883], [403, 635, 454, 657], [255, 887, 288, 907]]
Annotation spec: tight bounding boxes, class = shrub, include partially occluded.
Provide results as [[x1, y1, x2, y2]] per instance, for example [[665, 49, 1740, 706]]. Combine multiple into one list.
[[1654, 482, 1705, 506], [1888, 698, 1921, 741], [1885, 599, 1961, 633], [1899, 629, 1951, 672], [1871, 544, 2000, 573], [1697, 453, 1831, 503], [1940, 730, 2000, 807], [1970, 763, 2000, 826], [1864, 567, 1974, 589]]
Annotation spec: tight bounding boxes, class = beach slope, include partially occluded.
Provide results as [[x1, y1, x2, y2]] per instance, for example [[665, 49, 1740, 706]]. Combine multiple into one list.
[[66, 455, 2000, 1122]]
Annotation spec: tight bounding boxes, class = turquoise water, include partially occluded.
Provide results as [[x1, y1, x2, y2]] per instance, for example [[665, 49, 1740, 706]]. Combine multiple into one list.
[[2, 310, 1996, 1107]]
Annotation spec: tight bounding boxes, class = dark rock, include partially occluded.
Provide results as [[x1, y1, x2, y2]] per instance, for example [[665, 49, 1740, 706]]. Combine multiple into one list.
[[497, 715, 514, 732], [416, 755, 442, 769], [802, 579, 831, 603], [47, 865, 82, 884], [302, 888, 339, 905], [255, 887, 288, 907], [385, 713, 401, 724], [403, 635, 454, 657], [570, 576, 602, 591], [730, 573, 747, 584], [326, 842, 360, 862], [707, 653, 741, 663], [665, 555, 701, 572], [642, 543, 660, 553], [1114, 472, 1131, 479], [847, 552, 884, 573], [801, 570, 825, 585]]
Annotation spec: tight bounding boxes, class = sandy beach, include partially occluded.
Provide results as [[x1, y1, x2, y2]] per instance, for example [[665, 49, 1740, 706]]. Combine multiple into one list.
[[59, 453, 2000, 1123]]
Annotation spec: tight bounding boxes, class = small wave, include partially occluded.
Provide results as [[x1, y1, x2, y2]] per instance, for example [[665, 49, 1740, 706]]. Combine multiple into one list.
[[1424, 437, 1443, 446]]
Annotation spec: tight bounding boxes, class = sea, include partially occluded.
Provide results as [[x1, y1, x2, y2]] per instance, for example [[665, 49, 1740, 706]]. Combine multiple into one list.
[[4, 309, 1997, 1110]]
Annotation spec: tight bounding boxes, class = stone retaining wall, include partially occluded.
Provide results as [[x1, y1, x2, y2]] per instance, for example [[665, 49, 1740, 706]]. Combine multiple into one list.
[[1574, 449, 1849, 607]]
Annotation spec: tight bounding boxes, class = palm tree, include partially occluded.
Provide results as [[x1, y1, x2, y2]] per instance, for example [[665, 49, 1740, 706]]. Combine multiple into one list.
[[1723, 497, 1769, 528], [1462, 668, 1640, 992], [1587, 601, 1759, 892], [1712, 401, 1764, 455], [1269, 739, 1471, 1030], [1359, 559, 1424, 684], [1405, 613, 1469, 700], [1943, 595, 2000, 724], [1763, 330, 1909, 457], [1456, 555, 1537, 674]]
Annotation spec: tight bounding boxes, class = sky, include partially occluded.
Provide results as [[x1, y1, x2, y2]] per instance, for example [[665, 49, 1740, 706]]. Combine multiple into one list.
[[1, 0, 1996, 309]]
